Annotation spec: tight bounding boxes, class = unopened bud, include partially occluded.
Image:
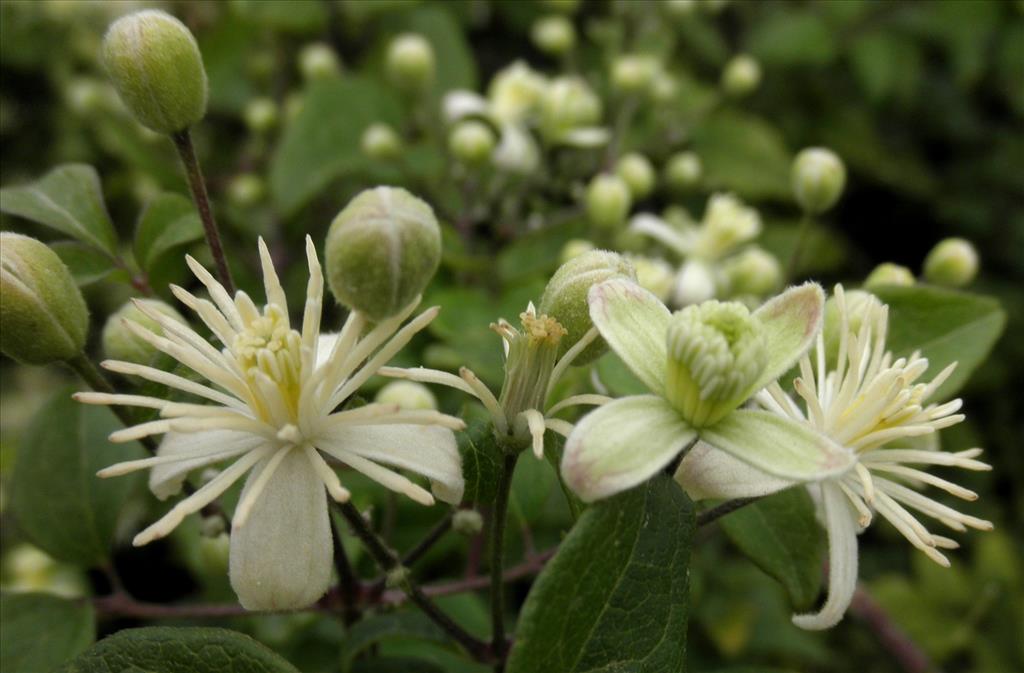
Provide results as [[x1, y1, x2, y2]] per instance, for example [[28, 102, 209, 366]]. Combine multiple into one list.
[[923, 238, 978, 287], [299, 43, 342, 82], [375, 381, 437, 410], [228, 174, 266, 208], [102, 10, 207, 134], [628, 255, 675, 302], [823, 289, 884, 361], [361, 123, 402, 161], [559, 239, 596, 264], [449, 120, 496, 165], [721, 54, 761, 97], [452, 509, 484, 536], [586, 174, 632, 230], [1, 233, 89, 365], [864, 262, 915, 289], [539, 76, 602, 141], [673, 259, 716, 306], [665, 0, 698, 17], [696, 193, 761, 259], [792, 147, 846, 215], [325, 187, 441, 321], [488, 61, 547, 125], [664, 151, 702, 192], [651, 71, 679, 103], [723, 248, 782, 296], [385, 566, 411, 589], [615, 152, 656, 200], [493, 124, 540, 174], [611, 54, 659, 94], [532, 15, 576, 56], [387, 34, 435, 93], [243, 98, 278, 134], [102, 298, 186, 363]]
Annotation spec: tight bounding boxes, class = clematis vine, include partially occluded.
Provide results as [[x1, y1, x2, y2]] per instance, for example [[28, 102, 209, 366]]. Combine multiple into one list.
[[677, 285, 993, 629], [75, 238, 464, 610]]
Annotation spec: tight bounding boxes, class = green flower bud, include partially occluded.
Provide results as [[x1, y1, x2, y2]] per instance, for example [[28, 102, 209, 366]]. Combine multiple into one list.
[[864, 262, 915, 289], [325, 187, 441, 321], [615, 152, 656, 200], [361, 122, 403, 161], [539, 250, 636, 364], [227, 174, 266, 208], [387, 33, 435, 93], [586, 174, 632, 230], [923, 238, 978, 288], [488, 61, 547, 125], [243, 97, 278, 134], [664, 151, 702, 192], [102, 298, 185, 363], [665, 301, 768, 427], [721, 54, 761, 98], [452, 509, 484, 536], [1, 233, 89, 365], [299, 43, 342, 82], [695, 193, 761, 260], [385, 566, 411, 589], [651, 71, 679, 103], [723, 248, 782, 297], [628, 254, 675, 302], [559, 239, 596, 264], [611, 54, 659, 94], [375, 381, 437, 411], [532, 15, 575, 56], [539, 76, 602, 140], [665, 0, 698, 17], [101, 10, 208, 134], [448, 120, 496, 165], [792, 147, 846, 215]]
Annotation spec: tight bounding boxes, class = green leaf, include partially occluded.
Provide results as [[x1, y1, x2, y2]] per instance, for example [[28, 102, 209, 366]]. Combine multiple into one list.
[[133, 193, 204, 274], [871, 285, 1006, 400], [10, 388, 146, 565], [230, 0, 327, 34], [497, 217, 587, 283], [691, 111, 792, 201], [458, 419, 503, 506], [0, 592, 95, 673], [340, 611, 447, 673], [719, 488, 825, 611], [595, 352, 649, 397], [507, 475, 694, 673], [747, 11, 836, 67], [270, 78, 402, 217], [51, 241, 123, 287], [509, 451, 557, 524], [58, 627, 301, 673], [0, 164, 118, 255]]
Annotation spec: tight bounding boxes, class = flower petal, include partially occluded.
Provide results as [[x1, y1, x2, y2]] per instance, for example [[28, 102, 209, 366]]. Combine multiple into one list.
[[229, 448, 332, 611], [587, 278, 671, 395], [675, 440, 796, 501], [747, 282, 825, 394], [149, 430, 267, 500], [317, 425, 464, 505], [562, 395, 696, 503], [698, 409, 855, 482], [792, 482, 859, 630]]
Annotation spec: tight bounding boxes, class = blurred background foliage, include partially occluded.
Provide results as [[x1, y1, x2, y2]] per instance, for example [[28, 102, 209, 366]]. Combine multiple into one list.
[[0, 1, 1021, 672]]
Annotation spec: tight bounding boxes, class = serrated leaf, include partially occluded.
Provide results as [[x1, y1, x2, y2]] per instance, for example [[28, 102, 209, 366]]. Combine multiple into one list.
[[691, 111, 792, 201], [507, 475, 694, 673], [133, 193, 204, 274], [0, 164, 118, 255], [0, 592, 95, 673], [719, 487, 824, 611], [871, 285, 1006, 400], [10, 388, 146, 565], [51, 241, 123, 287], [58, 627, 300, 673], [341, 611, 447, 672], [458, 419, 503, 506]]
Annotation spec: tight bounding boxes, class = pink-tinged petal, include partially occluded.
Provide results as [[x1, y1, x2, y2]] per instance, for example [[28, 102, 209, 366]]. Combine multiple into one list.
[[747, 282, 825, 394], [675, 440, 796, 501]]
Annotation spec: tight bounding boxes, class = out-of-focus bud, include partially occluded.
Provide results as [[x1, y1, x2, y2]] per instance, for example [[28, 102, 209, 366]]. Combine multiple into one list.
[[325, 187, 441, 321], [695, 193, 761, 259], [541, 0, 581, 12], [664, 151, 702, 192], [488, 62, 547, 125], [1, 545, 87, 599], [361, 122, 403, 161], [387, 33, 435, 93], [492, 124, 540, 174], [532, 15, 576, 56], [559, 239, 597, 265], [539, 76, 602, 140], [375, 381, 437, 410], [723, 248, 782, 296], [611, 54, 659, 94], [923, 238, 979, 288], [443, 90, 490, 124], [198, 532, 230, 576], [1, 233, 89, 365], [228, 174, 266, 208], [66, 78, 112, 116], [299, 42, 342, 82], [792, 147, 846, 215], [864, 262, 915, 289], [243, 97, 279, 134], [673, 259, 716, 306], [102, 298, 186, 363], [823, 289, 884, 359], [452, 509, 484, 536], [651, 71, 679, 103], [539, 250, 636, 364], [448, 120, 496, 165], [721, 54, 761, 97], [585, 174, 633, 230], [628, 255, 675, 302], [102, 10, 208, 134], [615, 152, 656, 200], [665, 0, 698, 17]]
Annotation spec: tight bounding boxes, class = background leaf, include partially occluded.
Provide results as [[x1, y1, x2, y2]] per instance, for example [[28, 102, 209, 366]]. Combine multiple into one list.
[[51, 241, 124, 287], [133, 192, 204, 274], [0, 592, 95, 673], [457, 418, 503, 506], [691, 111, 792, 201], [340, 611, 446, 672]]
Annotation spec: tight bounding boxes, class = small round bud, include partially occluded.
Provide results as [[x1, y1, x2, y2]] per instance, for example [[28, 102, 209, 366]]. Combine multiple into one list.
[[66, 78, 113, 116], [488, 61, 547, 125], [539, 76, 602, 141], [792, 147, 846, 215], [695, 193, 761, 259], [539, 250, 636, 364], [532, 15, 576, 56], [628, 254, 675, 302], [227, 174, 266, 208], [325, 187, 442, 321], [585, 174, 633, 230], [299, 42, 342, 82], [1, 233, 89, 365], [611, 54, 659, 94], [721, 54, 761, 98], [664, 151, 702, 192], [387, 33, 435, 93], [923, 238, 978, 288], [452, 509, 484, 536], [559, 239, 596, 264], [723, 248, 782, 296], [102, 298, 185, 363], [385, 566, 411, 589], [243, 97, 278, 134], [448, 120, 496, 165], [864, 262, 915, 289], [615, 152, 656, 200], [101, 10, 208, 134], [651, 71, 679, 103], [673, 259, 716, 306], [665, 300, 768, 427], [375, 381, 437, 410], [361, 122, 402, 161], [492, 124, 540, 174], [665, 0, 698, 17]]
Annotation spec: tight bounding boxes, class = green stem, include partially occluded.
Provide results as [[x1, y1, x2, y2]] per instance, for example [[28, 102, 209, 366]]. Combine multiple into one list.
[[786, 213, 814, 281], [368, 511, 454, 597], [696, 496, 761, 527], [171, 128, 235, 294], [490, 453, 518, 666]]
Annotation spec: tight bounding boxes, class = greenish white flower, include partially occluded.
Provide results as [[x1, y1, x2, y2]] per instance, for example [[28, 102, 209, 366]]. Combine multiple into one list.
[[488, 61, 547, 126]]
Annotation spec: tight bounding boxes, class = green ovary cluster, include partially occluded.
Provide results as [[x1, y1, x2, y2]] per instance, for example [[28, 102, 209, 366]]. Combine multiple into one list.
[[665, 300, 767, 427]]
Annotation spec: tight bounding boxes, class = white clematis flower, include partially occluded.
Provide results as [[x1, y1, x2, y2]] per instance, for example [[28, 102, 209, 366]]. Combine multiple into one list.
[[76, 237, 464, 610], [677, 284, 993, 630]]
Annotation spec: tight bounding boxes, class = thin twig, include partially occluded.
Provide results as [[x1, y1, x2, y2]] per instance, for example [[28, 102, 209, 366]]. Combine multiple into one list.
[[850, 584, 935, 673], [368, 511, 455, 597], [331, 514, 361, 626], [697, 496, 761, 527], [489, 454, 518, 668]]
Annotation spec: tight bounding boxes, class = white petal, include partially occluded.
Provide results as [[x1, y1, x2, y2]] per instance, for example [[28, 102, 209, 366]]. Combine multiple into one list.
[[675, 440, 795, 501], [747, 282, 825, 395], [149, 430, 267, 500], [229, 449, 332, 611]]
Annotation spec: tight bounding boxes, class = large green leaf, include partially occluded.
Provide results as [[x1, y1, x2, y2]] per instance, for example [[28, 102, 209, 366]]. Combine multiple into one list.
[[507, 475, 694, 673], [691, 111, 792, 201], [719, 487, 824, 611], [0, 164, 118, 255], [133, 193, 204, 274], [0, 592, 95, 673], [58, 627, 300, 673], [747, 11, 837, 67], [872, 284, 1006, 400], [340, 611, 447, 673], [51, 241, 124, 287], [10, 388, 146, 566]]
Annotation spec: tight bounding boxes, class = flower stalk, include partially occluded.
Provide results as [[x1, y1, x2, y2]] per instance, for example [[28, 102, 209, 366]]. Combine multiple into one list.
[[490, 453, 518, 666]]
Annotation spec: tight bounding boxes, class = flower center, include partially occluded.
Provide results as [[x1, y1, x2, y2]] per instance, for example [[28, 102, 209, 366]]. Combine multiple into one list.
[[232, 304, 304, 423]]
